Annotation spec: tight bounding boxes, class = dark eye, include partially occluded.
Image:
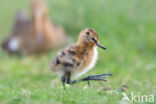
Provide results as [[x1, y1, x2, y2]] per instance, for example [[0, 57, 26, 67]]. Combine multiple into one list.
[[86, 32, 89, 35], [91, 37, 95, 41]]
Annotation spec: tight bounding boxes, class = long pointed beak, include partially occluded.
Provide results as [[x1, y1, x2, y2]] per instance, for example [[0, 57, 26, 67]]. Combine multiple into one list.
[[96, 43, 106, 50]]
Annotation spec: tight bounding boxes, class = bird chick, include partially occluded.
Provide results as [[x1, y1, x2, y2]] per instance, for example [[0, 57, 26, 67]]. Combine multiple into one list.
[[51, 28, 112, 85]]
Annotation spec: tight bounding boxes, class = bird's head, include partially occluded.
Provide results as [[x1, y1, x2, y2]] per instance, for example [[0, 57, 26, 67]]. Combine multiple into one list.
[[77, 28, 106, 50]]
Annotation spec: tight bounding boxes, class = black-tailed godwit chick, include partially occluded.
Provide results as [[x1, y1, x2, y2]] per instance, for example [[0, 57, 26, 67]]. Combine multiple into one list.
[[51, 28, 112, 85]]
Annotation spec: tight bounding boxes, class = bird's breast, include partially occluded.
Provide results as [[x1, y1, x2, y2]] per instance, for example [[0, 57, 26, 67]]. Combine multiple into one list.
[[74, 47, 98, 77]]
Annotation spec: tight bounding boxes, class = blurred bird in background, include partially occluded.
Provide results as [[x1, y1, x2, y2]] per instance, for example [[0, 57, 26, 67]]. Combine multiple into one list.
[[1, 0, 69, 55]]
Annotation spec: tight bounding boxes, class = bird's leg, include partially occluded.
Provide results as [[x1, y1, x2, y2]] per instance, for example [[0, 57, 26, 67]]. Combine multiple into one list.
[[65, 71, 82, 85], [66, 71, 71, 84], [65, 70, 112, 85], [82, 73, 112, 82], [71, 73, 112, 85], [61, 76, 66, 86]]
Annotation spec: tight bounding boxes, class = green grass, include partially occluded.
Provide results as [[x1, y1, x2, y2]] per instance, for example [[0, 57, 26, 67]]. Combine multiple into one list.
[[0, 0, 156, 104]]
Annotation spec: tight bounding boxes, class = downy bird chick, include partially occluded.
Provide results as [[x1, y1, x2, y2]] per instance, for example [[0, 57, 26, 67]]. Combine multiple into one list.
[[51, 28, 112, 85]]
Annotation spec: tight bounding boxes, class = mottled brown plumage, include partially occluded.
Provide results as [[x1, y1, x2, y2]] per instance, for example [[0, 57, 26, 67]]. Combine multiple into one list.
[[51, 28, 110, 85]]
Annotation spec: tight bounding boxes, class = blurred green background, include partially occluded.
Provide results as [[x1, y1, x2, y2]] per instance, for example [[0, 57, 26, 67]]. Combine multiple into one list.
[[0, 0, 156, 104]]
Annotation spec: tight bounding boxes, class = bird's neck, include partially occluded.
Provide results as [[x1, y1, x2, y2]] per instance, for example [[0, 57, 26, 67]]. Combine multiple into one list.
[[77, 42, 95, 52]]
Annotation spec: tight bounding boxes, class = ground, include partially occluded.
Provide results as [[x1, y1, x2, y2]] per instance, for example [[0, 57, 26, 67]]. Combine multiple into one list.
[[0, 0, 156, 104]]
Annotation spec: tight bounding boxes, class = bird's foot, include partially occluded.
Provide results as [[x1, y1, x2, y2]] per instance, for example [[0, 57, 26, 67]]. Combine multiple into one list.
[[81, 73, 113, 86]]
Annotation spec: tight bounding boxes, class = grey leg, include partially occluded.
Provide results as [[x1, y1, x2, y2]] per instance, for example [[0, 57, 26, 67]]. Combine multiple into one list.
[[66, 71, 71, 84], [61, 76, 66, 85]]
